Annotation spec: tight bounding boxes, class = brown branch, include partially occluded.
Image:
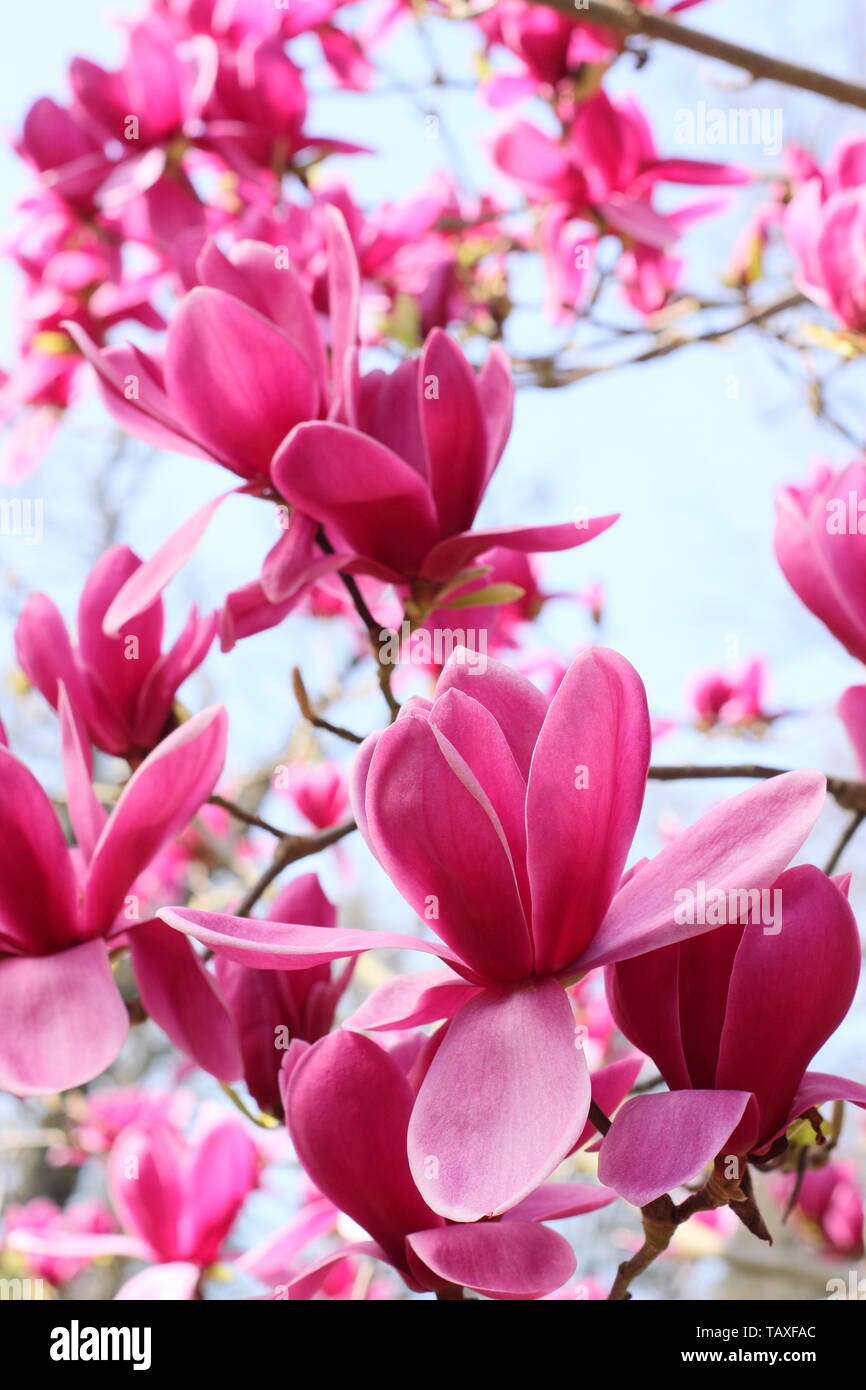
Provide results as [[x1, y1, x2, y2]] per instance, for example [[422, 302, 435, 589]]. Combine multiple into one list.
[[208, 794, 286, 838], [514, 293, 805, 388], [235, 820, 356, 917], [824, 809, 866, 874], [291, 668, 365, 745], [523, 0, 866, 111], [608, 1170, 747, 1300], [649, 763, 866, 814]]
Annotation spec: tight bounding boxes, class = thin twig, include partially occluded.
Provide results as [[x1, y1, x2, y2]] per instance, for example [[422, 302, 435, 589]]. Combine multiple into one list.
[[523, 0, 866, 111], [234, 820, 357, 918], [649, 763, 866, 814], [824, 809, 866, 874]]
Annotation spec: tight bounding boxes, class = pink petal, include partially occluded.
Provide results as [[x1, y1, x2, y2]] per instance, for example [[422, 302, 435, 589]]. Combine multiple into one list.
[[103, 492, 238, 635], [838, 685, 866, 778], [408, 979, 590, 1220], [272, 421, 439, 577], [406, 1220, 576, 1300], [84, 705, 227, 931], [435, 646, 546, 778], [0, 941, 128, 1096], [419, 515, 618, 584], [58, 683, 106, 861], [503, 1181, 617, 1223], [164, 288, 319, 478], [574, 1054, 646, 1149], [287, 1031, 439, 1268], [527, 648, 651, 974], [359, 707, 532, 982], [114, 1261, 201, 1301], [716, 866, 861, 1143], [583, 770, 826, 971], [0, 745, 78, 954], [419, 329, 487, 536], [598, 1090, 757, 1207], [158, 906, 465, 973], [344, 968, 480, 1032], [129, 920, 243, 1082]]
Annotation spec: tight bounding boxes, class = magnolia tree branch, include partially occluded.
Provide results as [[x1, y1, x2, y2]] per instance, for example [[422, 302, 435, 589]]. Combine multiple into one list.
[[235, 820, 357, 917], [522, 0, 866, 111], [649, 763, 866, 814], [512, 293, 806, 388]]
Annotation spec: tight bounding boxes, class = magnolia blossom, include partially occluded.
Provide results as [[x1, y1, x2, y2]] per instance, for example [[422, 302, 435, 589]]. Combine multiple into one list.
[[160, 646, 825, 1221], [279, 1028, 615, 1300], [774, 459, 866, 663], [16, 545, 215, 762], [599, 866, 866, 1206], [783, 135, 866, 331], [0, 702, 237, 1095], [7, 1117, 260, 1300]]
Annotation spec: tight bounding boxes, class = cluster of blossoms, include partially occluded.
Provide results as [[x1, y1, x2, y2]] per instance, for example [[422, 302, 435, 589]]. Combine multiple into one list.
[[2, 0, 866, 1306]]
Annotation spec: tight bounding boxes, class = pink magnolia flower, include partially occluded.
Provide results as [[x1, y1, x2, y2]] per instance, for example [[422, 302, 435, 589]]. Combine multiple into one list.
[[53, 1086, 195, 1165], [14, 97, 110, 211], [16, 545, 216, 763], [493, 89, 746, 315], [0, 701, 238, 1095], [7, 1117, 260, 1300], [160, 646, 825, 1220], [274, 761, 349, 829], [279, 1028, 615, 1299], [3, 1198, 115, 1287], [215, 874, 353, 1117], [269, 327, 617, 600], [772, 1161, 865, 1259], [599, 866, 866, 1207], [686, 656, 773, 730], [70, 217, 360, 631], [838, 685, 866, 777], [69, 14, 217, 155], [783, 134, 866, 331], [774, 459, 866, 663]]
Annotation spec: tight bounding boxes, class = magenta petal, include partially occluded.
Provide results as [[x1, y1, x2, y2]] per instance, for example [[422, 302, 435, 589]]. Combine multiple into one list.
[[129, 919, 242, 1082], [325, 206, 360, 406], [344, 968, 480, 1032], [58, 683, 106, 861], [584, 769, 826, 971], [527, 648, 651, 974], [598, 1090, 756, 1207], [435, 645, 547, 779], [716, 864, 860, 1142], [85, 706, 227, 932], [0, 745, 79, 954], [574, 1054, 646, 1150], [103, 492, 237, 634], [503, 1181, 617, 1222], [784, 1070, 866, 1129], [158, 906, 465, 973], [419, 515, 618, 584], [287, 1031, 439, 1267], [272, 421, 439, 576], [408, 980, 590, 1221], [419, 328, 487, 536], [164, 288, 318, 476], [838, 685, 866, 778], [0, 941, 128, 1096], [114, 1262, 201, 1301], [406, 1220, 576, 1300], [283, 1242, 387, 1300]]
